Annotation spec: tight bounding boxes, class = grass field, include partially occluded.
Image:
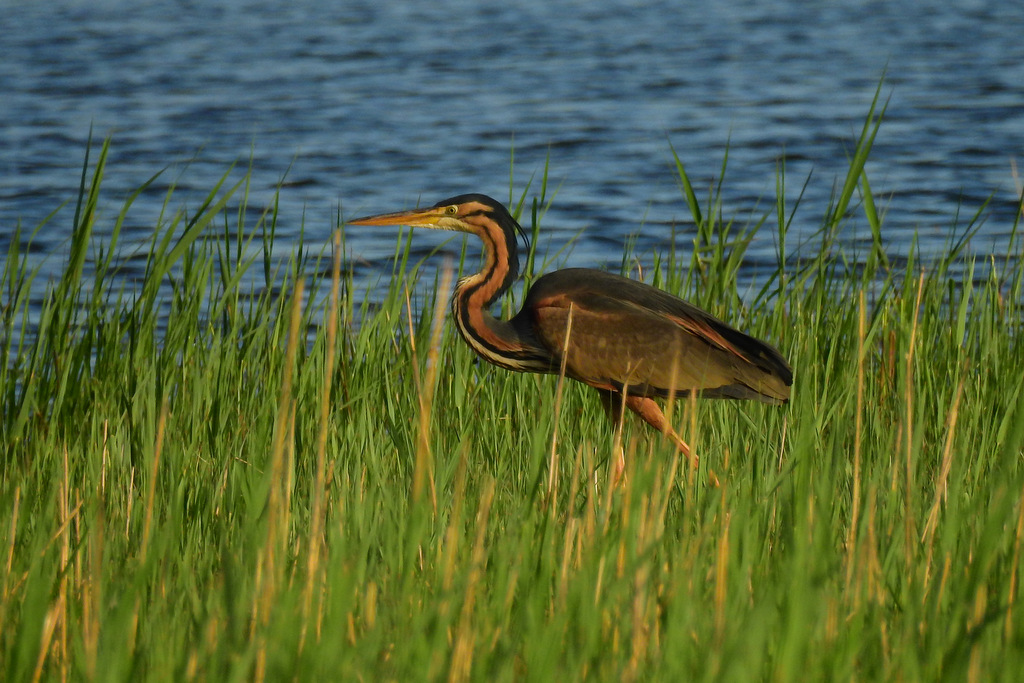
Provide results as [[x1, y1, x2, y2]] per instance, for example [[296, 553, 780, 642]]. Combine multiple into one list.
[[3, 107, 1024, 681]]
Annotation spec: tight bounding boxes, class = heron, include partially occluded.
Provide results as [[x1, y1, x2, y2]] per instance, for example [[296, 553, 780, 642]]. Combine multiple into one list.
[[349, 194, 791, 484]]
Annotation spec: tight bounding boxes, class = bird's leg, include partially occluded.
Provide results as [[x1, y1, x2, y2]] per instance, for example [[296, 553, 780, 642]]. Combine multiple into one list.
[[622, 395, 720, 487], [597, 389, 627, 485], [622, 395, 694, 462]]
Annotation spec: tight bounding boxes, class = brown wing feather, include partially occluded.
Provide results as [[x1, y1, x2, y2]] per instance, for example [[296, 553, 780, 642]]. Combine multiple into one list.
[[517, 268, 792, 403]]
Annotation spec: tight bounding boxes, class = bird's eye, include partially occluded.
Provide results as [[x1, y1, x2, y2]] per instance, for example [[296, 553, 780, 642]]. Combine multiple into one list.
[[445, 205, 458, 215]]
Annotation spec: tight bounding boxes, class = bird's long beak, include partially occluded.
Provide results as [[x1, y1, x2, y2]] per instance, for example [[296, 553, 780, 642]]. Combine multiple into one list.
[[347, 206, 445, 228]]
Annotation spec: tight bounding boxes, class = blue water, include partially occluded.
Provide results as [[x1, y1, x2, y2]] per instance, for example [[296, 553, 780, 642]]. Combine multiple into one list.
[[2, 0, 1023, 308]]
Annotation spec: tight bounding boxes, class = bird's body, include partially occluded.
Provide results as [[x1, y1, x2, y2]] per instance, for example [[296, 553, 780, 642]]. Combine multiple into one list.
[[511, 268, 791, 402], [350, 193, 791, 483]]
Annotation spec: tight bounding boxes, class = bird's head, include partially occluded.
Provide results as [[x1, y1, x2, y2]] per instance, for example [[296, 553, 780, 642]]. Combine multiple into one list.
[[349, 193, 531, 299], [348, 193, 528, 254]]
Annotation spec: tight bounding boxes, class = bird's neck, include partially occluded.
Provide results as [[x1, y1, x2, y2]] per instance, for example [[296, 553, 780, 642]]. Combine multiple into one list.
[[450, 281, 555, 373], [467, 219, 519, 307], [449, 226, 519, 362], [448, 229, 555, 373]]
